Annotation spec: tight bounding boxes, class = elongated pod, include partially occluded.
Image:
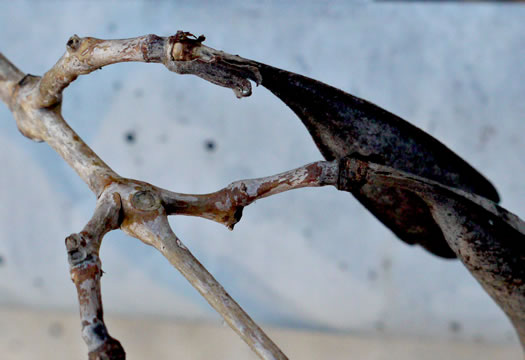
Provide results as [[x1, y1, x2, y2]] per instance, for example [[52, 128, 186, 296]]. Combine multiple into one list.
[[338, 156, 524, 347], [252, 63, 499, 258]]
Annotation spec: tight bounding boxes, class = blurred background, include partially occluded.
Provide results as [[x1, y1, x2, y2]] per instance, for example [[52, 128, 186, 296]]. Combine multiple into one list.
[[0, 1, 524, 359]]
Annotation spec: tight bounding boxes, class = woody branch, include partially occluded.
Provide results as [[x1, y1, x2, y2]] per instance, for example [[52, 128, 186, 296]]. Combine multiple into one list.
[[0, 32, 338, 360], [65, 190, 124, 359]]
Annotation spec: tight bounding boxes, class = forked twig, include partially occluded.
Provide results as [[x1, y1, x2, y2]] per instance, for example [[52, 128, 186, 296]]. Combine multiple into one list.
[[159, 160, 338, 229], [0, 32, 330, 360]]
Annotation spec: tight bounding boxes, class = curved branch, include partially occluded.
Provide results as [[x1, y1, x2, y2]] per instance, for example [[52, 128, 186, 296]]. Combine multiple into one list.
[[0, 34, 284, 359], [37, 34, 165, 107], [2, 32, 262, 194], [159, 160, 338, 229], [36, 31, 261, 108]]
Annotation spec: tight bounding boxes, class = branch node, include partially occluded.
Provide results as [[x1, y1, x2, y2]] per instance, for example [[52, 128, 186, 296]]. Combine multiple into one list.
[[165, 30, 262, 99], [227, 206, 244, 230], [65, 233, 89, 265], [12, 74, 46, 141], [131, 190, 161, 211], [88, 338, 126, 360], [337, 156, 368, 192], [66, 34, 82, 52], [141, 34, 164, 62]]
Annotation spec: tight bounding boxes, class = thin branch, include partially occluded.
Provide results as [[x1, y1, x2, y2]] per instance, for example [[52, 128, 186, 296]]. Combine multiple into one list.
[[36, 31, 261, 108], [37, 34, 164, 107], [3, 32, 261, 194], [8, 72, 119, 195], [66, 190, 124, 359], [0, 52, 24, 106], [114, 182, 288, 360], [159, 160, 338, 229], [0, 33, 290, 359], [157, 230, 288, 360]]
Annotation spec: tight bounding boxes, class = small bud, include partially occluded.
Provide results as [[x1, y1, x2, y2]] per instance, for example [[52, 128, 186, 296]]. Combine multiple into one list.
[[66, 35, 81, 52], [131, 190, 161, 211]]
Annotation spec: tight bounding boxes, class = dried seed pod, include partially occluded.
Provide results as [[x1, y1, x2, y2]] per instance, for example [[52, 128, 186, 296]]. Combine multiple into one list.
[[338, 156, 525, 347], [253, 63, 500, 258]]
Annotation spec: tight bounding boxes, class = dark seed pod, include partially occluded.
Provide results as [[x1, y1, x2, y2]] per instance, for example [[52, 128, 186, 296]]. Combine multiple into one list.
[[253, 63, 500, 258], [337, 156, 525, 347]]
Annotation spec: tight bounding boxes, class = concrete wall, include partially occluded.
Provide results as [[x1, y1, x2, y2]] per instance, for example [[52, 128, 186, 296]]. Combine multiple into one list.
[[0, 1, 524, 356]]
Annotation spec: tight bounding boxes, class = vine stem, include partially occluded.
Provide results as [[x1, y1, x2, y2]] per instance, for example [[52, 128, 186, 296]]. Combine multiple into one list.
[[0, 32, 322, 360]]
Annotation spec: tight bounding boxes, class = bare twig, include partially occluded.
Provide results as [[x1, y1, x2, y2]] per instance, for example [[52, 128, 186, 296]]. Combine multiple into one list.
[[115, 180, 288, 360], [9, 72, 119, 194], [159, 160, 338, 229], [66, 190, 124, 359], [0, 33, 289, 360], [35, 31, 261, 109]]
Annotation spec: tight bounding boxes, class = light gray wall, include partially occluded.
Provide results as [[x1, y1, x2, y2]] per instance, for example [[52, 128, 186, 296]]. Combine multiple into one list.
[[1, 0, 524, 346]]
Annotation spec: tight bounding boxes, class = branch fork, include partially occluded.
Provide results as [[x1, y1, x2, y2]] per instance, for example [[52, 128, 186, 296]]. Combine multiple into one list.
[[0, 32, 290, 359]]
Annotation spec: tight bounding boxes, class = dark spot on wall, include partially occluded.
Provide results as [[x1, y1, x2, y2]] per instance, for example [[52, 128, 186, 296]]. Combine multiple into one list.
[[302, 228, 312, 239], [48, 322, 64, 338], [0, 255, 4, 267], [449, 321, 462, 333], [470, 79, 488, 104], [107, 22, 117, 33], [473, 334, 485, 343], [479, 125, 496, 147], [426, 119, 437, 134], [134, 88, 144, 98], [125, 131, 136, 144], [158, 134, 168, 144], [381, 257, 392, 271], [238, 7, 262, 18], [375, 321, 385, 332], [177, 116, 189, 124], [112, 81, 122, 92], [33, 277, 44, 288], [204, 139, 216, 152], [453, 79, 463, 91], [294, 54, 310, 73], [338, 261, 348, 272], [367, 269, 377, 281]]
